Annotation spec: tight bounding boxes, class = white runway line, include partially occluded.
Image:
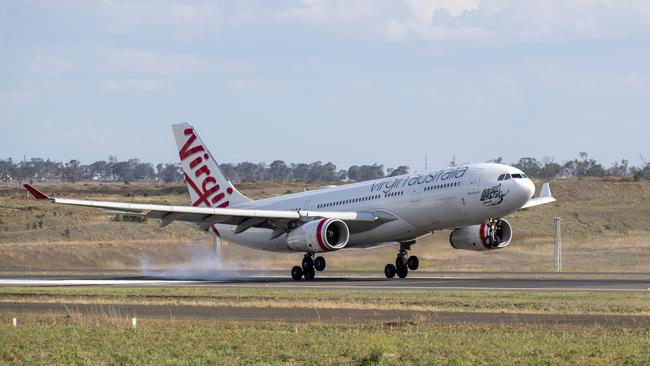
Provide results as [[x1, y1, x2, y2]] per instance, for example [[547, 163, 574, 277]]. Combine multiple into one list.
[[0, 279, 202, 286]]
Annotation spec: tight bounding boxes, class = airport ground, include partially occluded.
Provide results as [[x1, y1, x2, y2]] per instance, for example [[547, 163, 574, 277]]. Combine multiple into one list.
[[1, 179, 650, 364]]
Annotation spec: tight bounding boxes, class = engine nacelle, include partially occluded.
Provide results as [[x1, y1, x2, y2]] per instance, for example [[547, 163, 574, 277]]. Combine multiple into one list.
[[449, 219, 513, 251], [285, 218, 350, 252]]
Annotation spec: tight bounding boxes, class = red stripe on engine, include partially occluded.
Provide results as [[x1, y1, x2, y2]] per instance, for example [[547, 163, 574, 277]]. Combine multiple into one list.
[[479, 223, 488, 248], [316, 218, 328, 251]]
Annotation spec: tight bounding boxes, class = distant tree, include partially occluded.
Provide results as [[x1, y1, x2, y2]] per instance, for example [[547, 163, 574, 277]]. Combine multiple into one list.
[[236, 162, 261, 181], [513, 157, 541, 178], [308, 161, 338, 182], [539, 161, 562, 179], [90, 160, 109, 179], [487, 157, 503, 164], [134, 162, 155, 179], [290, 163, 310, 182], [348, 164, 384, 181], [157, 163, 182, 182], [269, 160, 290, 181], [607, 159, 629, 177], [64, 160, 81, 183], [219, 163, 239, 182], [347, 165, 361, 181], [387, 166, 409, 177]]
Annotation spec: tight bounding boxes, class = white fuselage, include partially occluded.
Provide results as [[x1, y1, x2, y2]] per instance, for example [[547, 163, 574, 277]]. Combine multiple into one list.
[[212, 163, 535, 252]]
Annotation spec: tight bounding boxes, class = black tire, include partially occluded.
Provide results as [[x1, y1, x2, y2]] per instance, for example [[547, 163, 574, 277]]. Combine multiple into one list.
[[395, 255, 408, 269], [291, 266, 303, 281], [302, 256, 314, 271], [314, 256, 326, 272], [384, 264, 396, 279], [304, 268, 316, 281], [407, 256, 419, 271], [397, 266, 408, 279]]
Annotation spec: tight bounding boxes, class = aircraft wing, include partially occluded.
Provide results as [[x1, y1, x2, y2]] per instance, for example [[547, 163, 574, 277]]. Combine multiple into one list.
[[521, 182, 556, 209], [23, 184, 394, 235]]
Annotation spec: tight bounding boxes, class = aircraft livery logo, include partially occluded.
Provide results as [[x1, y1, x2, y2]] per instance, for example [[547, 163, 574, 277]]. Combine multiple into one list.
[[179, 128, 233, 209], [178, 127, 233, 237], [480, 184, 509, 207]]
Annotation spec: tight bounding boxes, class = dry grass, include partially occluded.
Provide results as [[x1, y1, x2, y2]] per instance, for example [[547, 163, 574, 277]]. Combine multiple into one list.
[[2, 287, 650, 316], [1, 179, 650, 272]]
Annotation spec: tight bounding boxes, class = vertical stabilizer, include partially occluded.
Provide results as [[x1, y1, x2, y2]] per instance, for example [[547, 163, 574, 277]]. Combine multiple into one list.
[[172, 123, 251, 208]]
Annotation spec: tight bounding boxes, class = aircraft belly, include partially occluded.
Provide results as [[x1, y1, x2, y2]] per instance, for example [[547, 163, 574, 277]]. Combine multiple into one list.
[[346, 218, 428, 247]]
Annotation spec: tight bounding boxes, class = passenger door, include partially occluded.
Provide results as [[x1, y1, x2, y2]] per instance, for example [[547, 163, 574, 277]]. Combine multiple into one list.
[[467, 169, 482, 195]]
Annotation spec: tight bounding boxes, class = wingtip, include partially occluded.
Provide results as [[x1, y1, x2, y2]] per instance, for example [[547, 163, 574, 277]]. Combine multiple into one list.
[[540, 182, 552, 198], [23, 184, 49, 200]]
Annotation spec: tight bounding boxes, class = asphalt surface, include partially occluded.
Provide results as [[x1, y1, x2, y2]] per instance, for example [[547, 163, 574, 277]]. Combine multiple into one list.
[[1, 271, 649, 292], [2, 302, 650, 327]]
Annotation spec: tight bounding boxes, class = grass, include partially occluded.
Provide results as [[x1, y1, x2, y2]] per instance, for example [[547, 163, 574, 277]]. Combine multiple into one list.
[[2, 314, 650, 365], [1, 178, 650, 272], [2, 287, 650, 316]]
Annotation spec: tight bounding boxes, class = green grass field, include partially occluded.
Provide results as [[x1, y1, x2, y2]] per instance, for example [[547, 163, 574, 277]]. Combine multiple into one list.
[[2, 316, 649, 365]]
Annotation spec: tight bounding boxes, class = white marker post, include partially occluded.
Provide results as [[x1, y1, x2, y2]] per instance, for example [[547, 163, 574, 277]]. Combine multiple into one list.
[[554, 216, 562, 272], [132, 318, 137, 328], [12, 318, 17, 327]]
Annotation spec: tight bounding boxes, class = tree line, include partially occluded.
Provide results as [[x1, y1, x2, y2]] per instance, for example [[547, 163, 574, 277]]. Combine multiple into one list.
[[1, 152, 649, 184]]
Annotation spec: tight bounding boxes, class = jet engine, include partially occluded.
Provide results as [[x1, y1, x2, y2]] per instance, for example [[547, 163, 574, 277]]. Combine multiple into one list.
[[286, 218, 350, 252], [449, 219, 513, 251]]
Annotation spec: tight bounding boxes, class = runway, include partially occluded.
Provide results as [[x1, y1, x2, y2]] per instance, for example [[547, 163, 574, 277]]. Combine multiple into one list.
[[1, 271, 649, 292], [2, 272, 650, 326]]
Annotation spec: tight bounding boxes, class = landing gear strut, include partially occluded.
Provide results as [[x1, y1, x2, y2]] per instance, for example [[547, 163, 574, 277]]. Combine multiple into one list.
[[385, 241, 419, 279], [291, 253, 326, 281]]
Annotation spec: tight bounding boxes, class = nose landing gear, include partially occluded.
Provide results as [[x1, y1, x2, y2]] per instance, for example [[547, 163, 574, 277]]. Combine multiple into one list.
[[385, 241, 419, 279], [291, 253, 326, 281]]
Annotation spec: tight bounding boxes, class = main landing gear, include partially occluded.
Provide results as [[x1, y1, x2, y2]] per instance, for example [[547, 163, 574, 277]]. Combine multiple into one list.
[[291, 253, 326, 281], [384, 241, 419, 279]]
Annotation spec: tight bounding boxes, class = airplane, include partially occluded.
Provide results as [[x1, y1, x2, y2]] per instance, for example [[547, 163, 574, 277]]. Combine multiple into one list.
[[24, 123, 556, 280]]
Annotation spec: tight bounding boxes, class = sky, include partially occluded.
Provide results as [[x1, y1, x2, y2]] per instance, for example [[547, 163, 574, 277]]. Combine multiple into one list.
[[1, 0, 650, 170]]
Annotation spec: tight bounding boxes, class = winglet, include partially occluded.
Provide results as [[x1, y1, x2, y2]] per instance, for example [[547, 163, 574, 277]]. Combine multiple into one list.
[[520, 182, 556, 209], [539, 182, 552, 198], [24, 184, 50, 200]]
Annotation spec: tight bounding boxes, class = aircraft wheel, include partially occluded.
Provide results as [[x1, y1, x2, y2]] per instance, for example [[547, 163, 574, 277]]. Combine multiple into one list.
[[314, 256, 326, 272], [302, 256, 314, 271], [397, 265, 408, 279], [395, 255, 408, 269], [407, 256, 419, 271], [384, 264, 396, 279], [291, 266, 303, 281], [304, 268, 316, 281]]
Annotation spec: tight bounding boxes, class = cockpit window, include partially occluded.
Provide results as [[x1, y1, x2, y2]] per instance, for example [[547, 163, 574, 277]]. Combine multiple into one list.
[[511, 173, 523, 179], [504, 174, 511, 180], [497, 174, 505, 181]]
